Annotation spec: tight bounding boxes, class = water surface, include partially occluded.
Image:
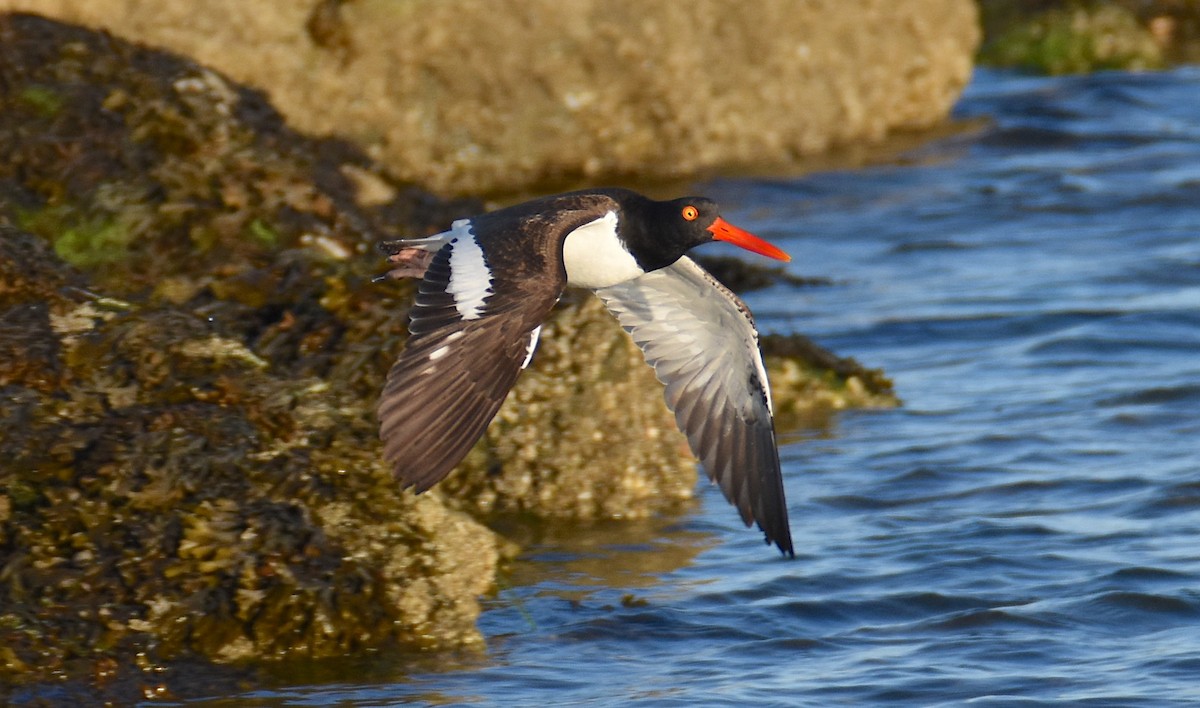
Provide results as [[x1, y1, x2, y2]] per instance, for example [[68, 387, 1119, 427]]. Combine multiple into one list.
[[188, 68, 1200, 706]]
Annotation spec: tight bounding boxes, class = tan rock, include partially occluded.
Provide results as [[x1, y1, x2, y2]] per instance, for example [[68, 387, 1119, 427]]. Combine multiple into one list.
[[2, 0, 979, 195]]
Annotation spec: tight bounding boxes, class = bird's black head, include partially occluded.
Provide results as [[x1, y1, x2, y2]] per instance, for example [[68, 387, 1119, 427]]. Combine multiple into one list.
[[620, 193, 791, 272]]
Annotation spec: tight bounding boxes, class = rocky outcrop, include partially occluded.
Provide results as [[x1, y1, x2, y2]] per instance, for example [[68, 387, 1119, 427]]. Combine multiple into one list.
[[0, 13, 896, 695], [0, 0, 979, 195], [0, 14, 501, 688]]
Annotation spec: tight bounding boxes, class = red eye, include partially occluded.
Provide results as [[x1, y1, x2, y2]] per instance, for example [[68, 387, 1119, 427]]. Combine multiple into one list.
[[681, 205, 698, 221]]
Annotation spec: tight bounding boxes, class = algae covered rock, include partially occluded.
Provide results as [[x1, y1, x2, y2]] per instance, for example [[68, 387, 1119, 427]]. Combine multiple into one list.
[[0, 225, 502, 685], [0, 13, 499, 691], [979, 2, 1165, 74], [976, 0, 1200, 72]]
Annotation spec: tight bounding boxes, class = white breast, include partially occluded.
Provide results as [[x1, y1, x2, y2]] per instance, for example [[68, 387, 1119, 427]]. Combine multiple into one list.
[[561, 210, 645, 289]]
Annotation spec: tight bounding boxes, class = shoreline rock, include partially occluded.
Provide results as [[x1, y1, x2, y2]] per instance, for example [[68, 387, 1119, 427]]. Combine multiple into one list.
[[1, 10, 898, 699], [1, 13, 499, 693], [0, 0, 980, 196]]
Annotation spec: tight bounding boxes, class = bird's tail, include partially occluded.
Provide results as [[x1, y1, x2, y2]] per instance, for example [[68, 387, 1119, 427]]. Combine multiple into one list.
[[375, 233, 451, 281]]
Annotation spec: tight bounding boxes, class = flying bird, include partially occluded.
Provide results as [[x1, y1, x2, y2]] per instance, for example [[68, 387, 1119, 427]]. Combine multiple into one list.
[[377, 188, 794, 556]]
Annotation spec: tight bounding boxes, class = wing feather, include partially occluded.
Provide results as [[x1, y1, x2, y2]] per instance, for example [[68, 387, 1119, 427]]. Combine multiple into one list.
[[379, 243, 558, 491], [596, 256, 794, 556], [378, 193, 620, 491], [380, 317, 534, 491]]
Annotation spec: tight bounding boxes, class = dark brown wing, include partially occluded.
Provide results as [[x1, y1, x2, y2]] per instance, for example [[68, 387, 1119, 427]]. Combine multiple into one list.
[[377, 237, 555, 491], [379, 320, 542, 491], [379, 193, 618, 491], [596, 256, 794, 556]]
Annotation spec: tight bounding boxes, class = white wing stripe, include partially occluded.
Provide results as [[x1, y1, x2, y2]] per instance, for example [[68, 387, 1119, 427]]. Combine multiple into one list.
[[521, 325, 542, 369], [445, 220, 494, 320]]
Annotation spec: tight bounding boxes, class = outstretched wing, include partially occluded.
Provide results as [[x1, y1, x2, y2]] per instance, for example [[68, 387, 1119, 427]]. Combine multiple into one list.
[[379, 193, 619, 491], [596, 256, 793, 556], [378, 230, 556, 492]]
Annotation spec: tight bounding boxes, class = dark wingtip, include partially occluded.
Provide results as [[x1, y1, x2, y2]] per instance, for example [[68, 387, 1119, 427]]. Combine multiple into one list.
[[766, 532, 795, 558], [385, 459, 436, 495]]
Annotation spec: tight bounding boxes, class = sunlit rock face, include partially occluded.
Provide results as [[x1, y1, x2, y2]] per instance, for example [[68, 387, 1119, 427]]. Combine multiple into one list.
[[0, 0, 979, 195]]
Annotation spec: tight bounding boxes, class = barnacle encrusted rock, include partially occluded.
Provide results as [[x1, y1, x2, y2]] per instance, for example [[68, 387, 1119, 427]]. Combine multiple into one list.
[[1, 14, 500, 690], [0, 227, 500, 678]]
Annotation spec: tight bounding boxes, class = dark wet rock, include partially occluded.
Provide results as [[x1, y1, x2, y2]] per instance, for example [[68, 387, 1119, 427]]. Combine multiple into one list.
[[692, 254, 835, 293], [0, 226, 84, 309], [0, 228, 76, 392]]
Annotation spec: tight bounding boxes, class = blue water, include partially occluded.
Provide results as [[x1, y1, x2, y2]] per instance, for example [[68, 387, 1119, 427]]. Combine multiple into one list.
[[189, 68, 1200, 706]]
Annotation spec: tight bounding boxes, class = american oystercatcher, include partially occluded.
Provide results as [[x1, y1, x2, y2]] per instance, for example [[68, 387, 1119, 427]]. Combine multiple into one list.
[[377, 188, 795, 556]]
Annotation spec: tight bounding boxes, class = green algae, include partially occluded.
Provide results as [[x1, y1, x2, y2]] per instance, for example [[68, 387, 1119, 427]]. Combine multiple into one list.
[[17, 84, 65, 117], [980, 2, 1165, 73], [247, 218, 280, 247], [17, 205, 136, 268]]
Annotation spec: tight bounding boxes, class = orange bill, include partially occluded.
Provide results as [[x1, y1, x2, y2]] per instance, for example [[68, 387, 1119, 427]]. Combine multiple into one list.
[[707, 217, 791, 262]]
